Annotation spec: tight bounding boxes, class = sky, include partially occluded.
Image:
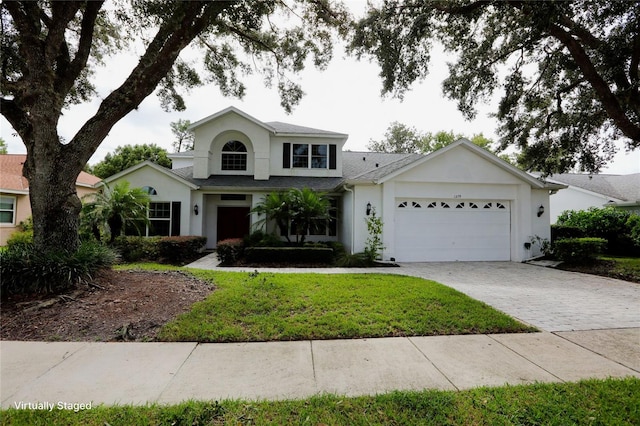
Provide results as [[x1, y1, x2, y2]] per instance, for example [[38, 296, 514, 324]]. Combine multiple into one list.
[[1, 2, 639, 175]]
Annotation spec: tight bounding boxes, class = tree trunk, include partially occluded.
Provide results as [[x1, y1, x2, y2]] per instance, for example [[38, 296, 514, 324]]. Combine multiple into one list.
[[24, 132, 84, 254]]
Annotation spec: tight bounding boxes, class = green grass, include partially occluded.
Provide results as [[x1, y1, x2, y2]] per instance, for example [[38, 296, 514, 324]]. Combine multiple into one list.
[[2, 378, 638, 425], [601, 256, 640, 281], [157, 270, 535, 342]]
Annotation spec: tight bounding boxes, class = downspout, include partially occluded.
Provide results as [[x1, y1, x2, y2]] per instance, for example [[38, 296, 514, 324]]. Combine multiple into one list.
[[343, 185, 356, 254]]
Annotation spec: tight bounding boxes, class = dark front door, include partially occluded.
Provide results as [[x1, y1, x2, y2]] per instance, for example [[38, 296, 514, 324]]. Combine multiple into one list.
[[217, 206, 251, 243]]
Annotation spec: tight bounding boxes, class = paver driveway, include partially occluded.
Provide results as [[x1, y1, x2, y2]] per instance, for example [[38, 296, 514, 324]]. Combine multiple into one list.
[[397, 262, 640, 332]]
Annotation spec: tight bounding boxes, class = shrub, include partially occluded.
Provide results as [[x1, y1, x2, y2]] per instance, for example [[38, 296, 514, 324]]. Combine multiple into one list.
[[6, 230, 33, 250], [0, 240, 117, 294], [336, 251, 372, 267], [627, 215, 640, 248], [158, 236, 207, 265], [556, 207, 633, 254], [553, 237, 607, 263], [112, 236, 161, 262], [245, 247, 333, 264], [216, 238, 244, 265], [550, 225, 585, 242], [243, 230, 284, 247]]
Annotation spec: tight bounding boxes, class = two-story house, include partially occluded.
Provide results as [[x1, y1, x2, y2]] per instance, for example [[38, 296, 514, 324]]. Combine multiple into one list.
[[101, 106, 564, 262]]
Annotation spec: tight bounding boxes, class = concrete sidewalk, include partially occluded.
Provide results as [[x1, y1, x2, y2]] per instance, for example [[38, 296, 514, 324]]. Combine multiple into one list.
[[2, 329, 638, 408]]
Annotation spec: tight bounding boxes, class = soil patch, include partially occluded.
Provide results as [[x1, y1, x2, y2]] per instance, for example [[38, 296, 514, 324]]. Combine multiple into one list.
[[0, 269, 214, 342], [557, 259, 640, 283]]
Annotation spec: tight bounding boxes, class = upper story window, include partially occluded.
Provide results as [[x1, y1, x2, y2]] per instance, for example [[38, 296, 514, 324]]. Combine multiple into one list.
[[221, 140, 247, 171], [0, 195, 16, 224], [285, 143, 336, 169]]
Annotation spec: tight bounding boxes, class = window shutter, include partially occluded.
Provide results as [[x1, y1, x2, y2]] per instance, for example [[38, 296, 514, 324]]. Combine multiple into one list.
[[283, 143, 291, 168], [329, 144, 337, 169], [171, 202, 181, 236]]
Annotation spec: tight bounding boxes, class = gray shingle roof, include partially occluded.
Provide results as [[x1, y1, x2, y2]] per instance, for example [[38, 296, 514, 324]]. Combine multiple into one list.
[[342, 151, 423, 181], [170, 167, 345, 191], [264, 121, 346, 136], [548, 173, 640, 201]]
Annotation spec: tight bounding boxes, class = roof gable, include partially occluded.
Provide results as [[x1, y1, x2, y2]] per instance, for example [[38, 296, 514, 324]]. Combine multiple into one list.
[[188, 106, 275, 133], [376, 139, 553, 189], [100, 161, 199, 190]]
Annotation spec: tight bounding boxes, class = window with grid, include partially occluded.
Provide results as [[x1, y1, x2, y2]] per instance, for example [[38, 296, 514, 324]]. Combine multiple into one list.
[[292, 144, 328, 169], [292, 144, 309, 168], [221, 140, 247, 170], [149, 202, 171, 236], [0, 195, 16, 224]]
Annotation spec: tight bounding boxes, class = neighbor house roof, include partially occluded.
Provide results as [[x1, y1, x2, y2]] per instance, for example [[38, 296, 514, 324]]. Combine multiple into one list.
[[0, 154, 100, 193], [546, 173, 640, 203]]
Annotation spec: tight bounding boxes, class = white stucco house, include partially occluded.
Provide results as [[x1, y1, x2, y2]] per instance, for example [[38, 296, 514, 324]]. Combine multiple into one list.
[[546, 173, 640, 223], [102, 106, 564, 262]]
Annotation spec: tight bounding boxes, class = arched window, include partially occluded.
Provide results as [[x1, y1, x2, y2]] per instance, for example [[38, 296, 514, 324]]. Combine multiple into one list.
[[142, 186, 158, 195], [221, 140, 247, 170]]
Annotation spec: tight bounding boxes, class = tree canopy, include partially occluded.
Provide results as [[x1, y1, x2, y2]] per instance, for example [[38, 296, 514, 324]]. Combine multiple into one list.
[[170, 119, 194, 152], [91, 143, 172, 179], [0, 0, 348, 254], [368, 122, 494, 154], [351, 1, 640, 174]]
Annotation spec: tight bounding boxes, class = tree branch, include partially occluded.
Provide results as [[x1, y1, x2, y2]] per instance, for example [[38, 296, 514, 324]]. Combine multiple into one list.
[[548, 22, 640, 143], [66, 1, 224, 164], [54, 1, 103, 96]]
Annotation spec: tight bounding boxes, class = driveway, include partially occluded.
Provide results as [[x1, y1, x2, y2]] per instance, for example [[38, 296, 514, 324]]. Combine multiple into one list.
[[397, 262, 640, 332]]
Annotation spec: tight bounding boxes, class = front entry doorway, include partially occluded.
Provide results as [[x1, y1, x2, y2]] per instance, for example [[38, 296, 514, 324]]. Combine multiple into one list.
[[216, 206, 251, 243]]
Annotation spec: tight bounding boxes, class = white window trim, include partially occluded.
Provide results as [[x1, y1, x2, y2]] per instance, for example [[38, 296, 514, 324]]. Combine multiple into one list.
[[291, 143, 329, 169], [0, 195, 17, 226]]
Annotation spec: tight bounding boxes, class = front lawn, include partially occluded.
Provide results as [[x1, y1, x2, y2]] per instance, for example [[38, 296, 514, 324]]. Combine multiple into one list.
[[158, 270, 535, 342], [3, 378, 638, 425]]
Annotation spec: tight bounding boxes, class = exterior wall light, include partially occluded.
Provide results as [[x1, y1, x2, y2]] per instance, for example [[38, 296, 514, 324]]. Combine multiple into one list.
[[366, 202, 372, 216], [537, 204, 544, 217], [194, 204, 199, 215]]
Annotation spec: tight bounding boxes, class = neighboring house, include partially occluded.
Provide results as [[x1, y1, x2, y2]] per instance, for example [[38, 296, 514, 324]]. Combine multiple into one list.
[[0, 154, 100, 245], [101, 106, 564, 262], [546, 173, 640, 223]]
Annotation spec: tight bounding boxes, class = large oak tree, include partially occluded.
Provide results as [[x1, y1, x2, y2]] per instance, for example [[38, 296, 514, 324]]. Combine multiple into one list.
[[351, 0, 640, 175], [1, 0, 347, 254]]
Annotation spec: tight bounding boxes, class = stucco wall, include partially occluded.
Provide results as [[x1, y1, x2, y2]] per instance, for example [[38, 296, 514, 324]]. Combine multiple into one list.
[[111, 168, 193, 237], [549, 187, 610, 224]]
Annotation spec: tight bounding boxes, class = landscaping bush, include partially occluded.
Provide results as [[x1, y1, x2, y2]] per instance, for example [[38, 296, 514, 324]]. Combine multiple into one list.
[[628, 215, 640, 248], [216, 238, 244, 265], [550, 225, 585, 242], [245, 247, 333, 264], [0, 240, 117, 294], [553, 237, 607, 263], [556, 207, 636, 254], [243, 230, 284, 247], [158, 236, 207, 265], [112, 236, 161, 262], [5, 229, 33, 250], [336, 251, 373, 267]]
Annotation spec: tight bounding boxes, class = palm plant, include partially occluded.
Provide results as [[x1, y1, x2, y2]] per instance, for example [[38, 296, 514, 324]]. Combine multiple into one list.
[[251, 191, 292, 242], [251, 188, 331, 244], [289, 187, 330, 244], [81, 181, 151, 243]]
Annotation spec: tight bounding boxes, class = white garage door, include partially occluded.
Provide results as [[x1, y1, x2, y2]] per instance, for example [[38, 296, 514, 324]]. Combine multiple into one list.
[[395, 199, 511, 262]]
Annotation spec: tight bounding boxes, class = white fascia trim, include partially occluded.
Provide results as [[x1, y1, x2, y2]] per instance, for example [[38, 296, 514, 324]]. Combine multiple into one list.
[[98, 161, 200, 190], [188, 106, 276, 133]]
